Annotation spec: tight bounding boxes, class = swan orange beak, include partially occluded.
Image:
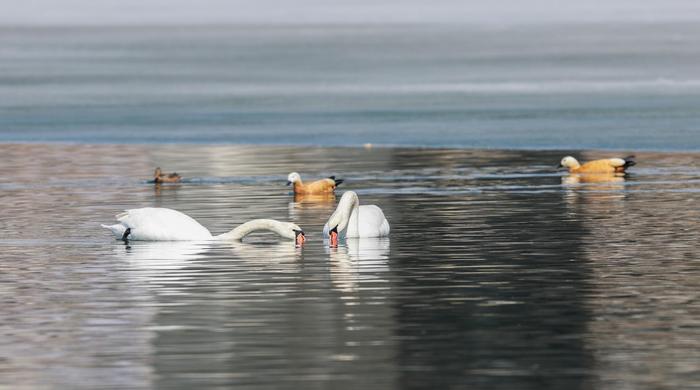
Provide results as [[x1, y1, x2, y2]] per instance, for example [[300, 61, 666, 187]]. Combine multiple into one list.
[[294, 230, 306, 246], [329, 226, 339, 247]]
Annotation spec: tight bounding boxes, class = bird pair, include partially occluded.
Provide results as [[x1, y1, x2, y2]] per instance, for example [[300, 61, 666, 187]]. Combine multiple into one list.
[[150, 169, 345, 195], [103, 191, 390, 246]]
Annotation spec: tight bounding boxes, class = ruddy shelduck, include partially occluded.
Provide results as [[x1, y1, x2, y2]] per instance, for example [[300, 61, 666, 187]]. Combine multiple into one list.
[[153, 167, 181, 183], [559, 156, 636, 174], [287, 172, 344, 194]]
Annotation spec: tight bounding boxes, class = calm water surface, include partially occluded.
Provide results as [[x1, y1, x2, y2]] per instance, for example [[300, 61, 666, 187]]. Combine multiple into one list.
[[1, 144, 699, 389], [1, 24, 700, 150]]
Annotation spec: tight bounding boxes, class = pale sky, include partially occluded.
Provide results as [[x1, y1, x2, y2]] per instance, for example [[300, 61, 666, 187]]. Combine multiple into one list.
[[2, 0, 700, 26]]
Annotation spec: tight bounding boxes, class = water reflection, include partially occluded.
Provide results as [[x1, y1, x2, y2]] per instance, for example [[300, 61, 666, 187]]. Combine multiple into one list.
[[153, 182, 182, 197], [562, 173, 627, 205], [288, 192, 339, 231], [3, 144, 700, 389], [327, 238, 391, 293], [562, 173, 626, 186], [229, 241, 303, 272], [116, 241, 210, 270], [293, 192, 337, 204]]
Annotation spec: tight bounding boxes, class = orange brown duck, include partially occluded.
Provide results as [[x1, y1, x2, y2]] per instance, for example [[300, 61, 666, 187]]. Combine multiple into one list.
[[287, 172, 344, 194], [559, 155, 636, 174], [153, 167, 182, 183]]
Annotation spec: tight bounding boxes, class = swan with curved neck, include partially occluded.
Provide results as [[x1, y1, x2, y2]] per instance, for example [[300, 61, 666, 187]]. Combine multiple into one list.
[[323, 191, 390, 246], [102, 208, 305, 244]]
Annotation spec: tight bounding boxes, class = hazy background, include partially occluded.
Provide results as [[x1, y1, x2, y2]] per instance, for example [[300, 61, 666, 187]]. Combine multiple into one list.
[[3, 0, 700, 26], [1, 0, 699, 149]]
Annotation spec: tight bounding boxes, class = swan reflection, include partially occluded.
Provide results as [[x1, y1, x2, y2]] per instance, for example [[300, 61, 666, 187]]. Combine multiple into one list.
[[228, 241, 303, 273], [327, 237, 391, 293], [114, 240, 210, 271]]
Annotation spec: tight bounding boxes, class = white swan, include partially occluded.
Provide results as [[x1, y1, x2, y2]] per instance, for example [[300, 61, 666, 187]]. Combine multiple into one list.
[[102, 207, 305, 244], [322, 191, 390, 245]]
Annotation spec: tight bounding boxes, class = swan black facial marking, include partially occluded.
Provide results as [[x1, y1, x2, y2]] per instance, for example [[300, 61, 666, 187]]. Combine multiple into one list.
[[121, 228, 131, 242]]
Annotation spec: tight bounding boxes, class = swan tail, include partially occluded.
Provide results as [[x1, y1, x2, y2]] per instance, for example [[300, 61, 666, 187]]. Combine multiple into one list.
[[102, 223, 127, 239], [380, 218, 390, 236]]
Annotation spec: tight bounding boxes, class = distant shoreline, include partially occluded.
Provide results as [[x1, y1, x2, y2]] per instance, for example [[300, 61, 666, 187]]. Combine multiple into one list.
[[0, 141, 694, 154]]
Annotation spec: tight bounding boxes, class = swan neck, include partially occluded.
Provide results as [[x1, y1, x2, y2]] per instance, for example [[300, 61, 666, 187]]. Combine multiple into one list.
[[340, 192, 360, 235], [217, 219, 292, 240], [348, 205, 360, 237]]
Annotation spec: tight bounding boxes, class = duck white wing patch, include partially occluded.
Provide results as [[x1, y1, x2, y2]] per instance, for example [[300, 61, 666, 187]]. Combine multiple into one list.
[[609, 158, 626, 167]]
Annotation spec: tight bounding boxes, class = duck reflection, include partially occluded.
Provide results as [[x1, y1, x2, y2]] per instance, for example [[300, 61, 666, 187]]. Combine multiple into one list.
[[562, 173, 626, 186], [293, 192, 337, 204], [327, 237, 391, 293], [288, 193, 338, 221], [562, 173, 627, 205], [153, 182, 181, 197]]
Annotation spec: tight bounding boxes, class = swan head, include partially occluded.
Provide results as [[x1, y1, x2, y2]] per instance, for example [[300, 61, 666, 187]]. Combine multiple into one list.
[[323, 191, 359, 245], [559, 156, 580, 170], [324, 209, 345, 239], [329, 226, 339, 247], [289, 223, 306, 246], [287, 172, 301, 186], [154, 167, 162, 177]]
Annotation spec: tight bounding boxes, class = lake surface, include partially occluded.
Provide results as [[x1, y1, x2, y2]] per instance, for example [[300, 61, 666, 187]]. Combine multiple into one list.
[[1, 23, 700, 150], [1, 143, 699, 389]]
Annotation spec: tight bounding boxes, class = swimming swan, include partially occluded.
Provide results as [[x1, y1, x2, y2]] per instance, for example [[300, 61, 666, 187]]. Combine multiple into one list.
[[102, 207, 305, 244], [322, 191, 390, 245]]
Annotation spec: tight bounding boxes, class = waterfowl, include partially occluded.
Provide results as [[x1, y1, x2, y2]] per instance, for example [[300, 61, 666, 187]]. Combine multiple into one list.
[[559, 156, 635, 174], [322, 191, 390, 246], [102, 208, 305, 245], [287, 172, 343, 194], [153, 167, 181, 183]]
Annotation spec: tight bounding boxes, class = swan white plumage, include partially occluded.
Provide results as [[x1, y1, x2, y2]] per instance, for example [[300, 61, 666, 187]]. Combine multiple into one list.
[[102, 207, 305, 243], [322, 191, 390, 243]]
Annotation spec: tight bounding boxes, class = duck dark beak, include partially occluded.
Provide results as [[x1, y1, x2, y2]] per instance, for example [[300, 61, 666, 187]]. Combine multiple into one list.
[[294, 229, 306, 246], [329, 225, 339, 247], [286, 181, 292, 186]]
